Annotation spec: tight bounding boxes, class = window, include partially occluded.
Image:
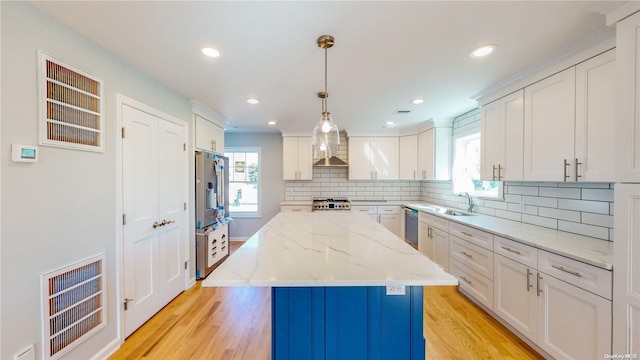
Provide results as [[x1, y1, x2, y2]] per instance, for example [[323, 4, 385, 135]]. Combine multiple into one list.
[[38, 51, 104, 152], [225, 148, 260, 216], [452, 132, 503, 199]]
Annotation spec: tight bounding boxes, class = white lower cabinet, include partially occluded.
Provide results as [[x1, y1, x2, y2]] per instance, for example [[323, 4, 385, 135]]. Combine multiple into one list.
[[352, 205, 401, 237], [418, 212, 449, 271], [450, 258, 493, 310], [537, 272, 612, 360], [492, 236, 612, 359]]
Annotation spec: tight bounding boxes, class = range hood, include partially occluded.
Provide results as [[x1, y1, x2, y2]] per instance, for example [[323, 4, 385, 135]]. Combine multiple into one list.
[[313, 156, 348, 167]]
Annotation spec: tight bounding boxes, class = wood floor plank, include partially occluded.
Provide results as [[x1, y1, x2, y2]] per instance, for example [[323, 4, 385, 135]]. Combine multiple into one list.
[[109, 242, 543, 360]]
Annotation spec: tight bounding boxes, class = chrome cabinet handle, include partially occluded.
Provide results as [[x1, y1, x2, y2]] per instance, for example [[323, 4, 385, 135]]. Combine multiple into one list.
[[414, 170, 416, 179], [501, 246, 521, 255], [574, 158, 582, 181], [460, 231, 473, 237], [563, 159, 570, 181], [537, 273, 543, 297], [526, 268, 532, 292], [498, 164, 503, 181], [460, 276, 472, 285], [551, 265, 582, 278], [492, 165, 497, 181], [460, 251, 473, 258]]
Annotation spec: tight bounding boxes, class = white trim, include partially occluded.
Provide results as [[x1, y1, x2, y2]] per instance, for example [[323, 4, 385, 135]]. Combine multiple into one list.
[[191, 100, 227, 128], [87, 335, 121, 360], [606, 3, 640, 25], [114, 94, 190, 347]]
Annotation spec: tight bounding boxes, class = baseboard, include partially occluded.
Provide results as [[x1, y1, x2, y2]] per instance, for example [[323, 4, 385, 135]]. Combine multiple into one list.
[[187, 277, 196, 289], [230, 237, 249, 241], [89, 337, 121, 360]]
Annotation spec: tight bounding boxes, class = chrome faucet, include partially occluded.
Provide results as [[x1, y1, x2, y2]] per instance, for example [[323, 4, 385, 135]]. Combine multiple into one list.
[[460, 192, 475, 213]]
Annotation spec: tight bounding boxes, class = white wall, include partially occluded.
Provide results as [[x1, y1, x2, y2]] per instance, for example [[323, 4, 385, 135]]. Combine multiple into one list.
[[225, 133, 284, 239], [1, 3, 192, 359]]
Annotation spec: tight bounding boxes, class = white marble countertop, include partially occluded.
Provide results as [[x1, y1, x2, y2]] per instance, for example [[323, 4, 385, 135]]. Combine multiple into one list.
[[403, 202, 614, 270], [202, 212, 458, 287]]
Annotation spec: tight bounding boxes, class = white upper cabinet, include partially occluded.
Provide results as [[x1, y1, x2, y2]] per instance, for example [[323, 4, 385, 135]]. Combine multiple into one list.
[[418, 125, 452, 180], [399, 135, 418, 180], [282, 136, 313, 180], [348, 137, 399, 180], [195, 114, 225, 154], [617, 13, 640, 182], [575, 49, 616, 182], [524, 67, 576, 181], [481, 90, 524, 181], [522, 50, 615, 182]]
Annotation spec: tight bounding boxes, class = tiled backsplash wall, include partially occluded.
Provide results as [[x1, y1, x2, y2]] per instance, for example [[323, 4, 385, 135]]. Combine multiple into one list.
[[421, 181, 614, 241], [284, 167, 422, 202]]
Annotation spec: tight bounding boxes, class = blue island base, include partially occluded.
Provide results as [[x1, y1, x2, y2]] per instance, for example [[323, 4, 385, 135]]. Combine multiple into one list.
[[271, 286, 424, 360]]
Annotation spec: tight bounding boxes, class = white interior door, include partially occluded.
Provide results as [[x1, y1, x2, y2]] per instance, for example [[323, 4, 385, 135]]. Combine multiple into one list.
[[122, 104, 186, 337]]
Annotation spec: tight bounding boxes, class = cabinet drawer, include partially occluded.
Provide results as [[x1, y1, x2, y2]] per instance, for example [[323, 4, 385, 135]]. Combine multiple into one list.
[[450, 259, 494, 310], [280, 205, 311, 213], [450, 236, 493, 280], [538, 250, 612, 300], [352, 205, 377, 215], [493, 236, 537, 268], [419, 212, 449, 231], [377, 205, 401, 215], [449, 222, 493, 250]]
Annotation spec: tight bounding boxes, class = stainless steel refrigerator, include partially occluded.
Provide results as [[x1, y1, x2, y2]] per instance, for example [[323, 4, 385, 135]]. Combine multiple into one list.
[[195, 151, 230, 279]]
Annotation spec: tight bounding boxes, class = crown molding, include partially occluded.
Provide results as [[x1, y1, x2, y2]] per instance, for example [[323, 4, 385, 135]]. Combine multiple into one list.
[[191, 100, 228, 129]]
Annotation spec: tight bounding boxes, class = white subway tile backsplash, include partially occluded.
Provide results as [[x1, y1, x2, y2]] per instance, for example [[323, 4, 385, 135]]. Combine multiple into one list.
[[495, 209, 522, 221], [558, 221, 610, 240], [506, 186, 539, 196], [522, 214, 559, 229], [558, 199, 610, 214], [538, 187, 581, 199], [581, 188, 614, 202], [538, 207, 581, 222], [521, 195, 558, 208], [581, 213, 614, 228]]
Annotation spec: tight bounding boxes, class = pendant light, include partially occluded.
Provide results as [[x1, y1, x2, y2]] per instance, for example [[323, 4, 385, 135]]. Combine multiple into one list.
[[312, 35, 342, 163]]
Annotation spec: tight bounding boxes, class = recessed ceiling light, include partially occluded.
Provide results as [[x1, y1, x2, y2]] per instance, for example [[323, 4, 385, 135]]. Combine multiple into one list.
[[469, 44, 497, 58], [268, 121, 276, 126], [246, 98, 259, 104], [411, 98, 424, 104], [201, 47, 220, 58], [385, 121, 395, 126]]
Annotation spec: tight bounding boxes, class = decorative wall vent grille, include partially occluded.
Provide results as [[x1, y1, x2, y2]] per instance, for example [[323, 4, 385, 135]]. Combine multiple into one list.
[[38, 51, 104, 152], [41, 254, 106, 360]]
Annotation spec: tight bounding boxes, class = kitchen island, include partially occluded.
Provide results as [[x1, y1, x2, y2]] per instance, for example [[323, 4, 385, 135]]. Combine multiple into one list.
[[202, 211, 457, 359]]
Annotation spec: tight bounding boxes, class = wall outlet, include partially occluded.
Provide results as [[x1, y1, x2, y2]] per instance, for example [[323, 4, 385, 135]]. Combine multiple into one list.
[[386, 285, 406, 296]]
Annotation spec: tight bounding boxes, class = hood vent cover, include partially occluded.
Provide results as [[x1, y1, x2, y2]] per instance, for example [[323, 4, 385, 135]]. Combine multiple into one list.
[[313, 156, 348, 167]]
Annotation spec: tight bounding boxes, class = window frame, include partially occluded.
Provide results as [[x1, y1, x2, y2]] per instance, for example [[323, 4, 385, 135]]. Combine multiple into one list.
[[451, 130, 504, 200], [225, 146, 262, 218]]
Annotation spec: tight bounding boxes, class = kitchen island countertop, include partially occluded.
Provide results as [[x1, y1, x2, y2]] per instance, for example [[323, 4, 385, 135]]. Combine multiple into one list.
[[202, 211, 458, 287]]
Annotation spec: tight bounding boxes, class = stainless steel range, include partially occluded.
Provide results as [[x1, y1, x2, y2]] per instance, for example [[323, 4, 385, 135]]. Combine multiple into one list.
[[312, 197, 351, 211]]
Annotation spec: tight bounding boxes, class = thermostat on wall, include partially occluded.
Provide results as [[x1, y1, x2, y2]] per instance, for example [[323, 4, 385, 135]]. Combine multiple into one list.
[[12, 144, 38, 163]]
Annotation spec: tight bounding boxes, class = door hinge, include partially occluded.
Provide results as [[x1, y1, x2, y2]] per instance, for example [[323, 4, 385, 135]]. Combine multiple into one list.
[[123, 213, 127, 225], [183, 143, 186, 151], [184, 261, 188, 270], [184, 202, 187, 210], [121, 127, 125, 138]]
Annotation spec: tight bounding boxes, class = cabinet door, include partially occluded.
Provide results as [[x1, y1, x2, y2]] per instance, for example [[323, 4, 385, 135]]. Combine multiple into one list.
[[493, 255, 537, 341], [297, 137, 313, 180], [399, 135, 418, 180], [379, 214, 401, 238], [418, 129, 434, 180], [481, 100, 501, 181], [348, 137, 373, 180], [523, 68, 576, 181], [432, 227, 449, 271], [418, 221, 433, 260], [537, 274, 612, 360], [502, 90, 524, 181], [195, 114, 217, 152], [616, 12, 640, 182], [613, 183, 640, 355], [372, 137, 399, 180], [282, 137, 300, 180], [575, 49, 615, 182], [212, 122, 224, 153]]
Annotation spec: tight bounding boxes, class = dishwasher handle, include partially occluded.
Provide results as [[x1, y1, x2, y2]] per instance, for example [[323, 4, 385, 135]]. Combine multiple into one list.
[[403, 206, 418, 214]]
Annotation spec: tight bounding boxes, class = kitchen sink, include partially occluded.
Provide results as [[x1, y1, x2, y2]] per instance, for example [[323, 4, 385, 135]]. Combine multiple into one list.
[[442, 209, 476, 216]]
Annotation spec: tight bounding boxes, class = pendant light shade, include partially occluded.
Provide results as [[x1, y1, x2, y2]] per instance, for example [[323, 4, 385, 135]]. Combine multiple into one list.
[[311, 35, 341, 160]]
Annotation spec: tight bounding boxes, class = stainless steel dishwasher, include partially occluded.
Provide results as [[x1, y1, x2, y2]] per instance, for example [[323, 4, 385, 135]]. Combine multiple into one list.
[[403, 206, 418, 249]]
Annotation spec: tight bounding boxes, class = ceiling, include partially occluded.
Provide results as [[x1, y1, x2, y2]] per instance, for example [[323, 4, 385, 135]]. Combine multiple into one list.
[[29, 1, 618, 134]]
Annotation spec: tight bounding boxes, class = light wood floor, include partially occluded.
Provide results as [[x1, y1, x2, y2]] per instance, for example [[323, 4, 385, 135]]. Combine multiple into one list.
[[109, 242, 543, 360]]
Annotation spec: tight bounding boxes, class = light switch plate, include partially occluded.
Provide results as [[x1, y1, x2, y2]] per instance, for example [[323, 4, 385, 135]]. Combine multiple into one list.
[[386, 285, 406, 295]]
